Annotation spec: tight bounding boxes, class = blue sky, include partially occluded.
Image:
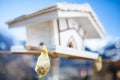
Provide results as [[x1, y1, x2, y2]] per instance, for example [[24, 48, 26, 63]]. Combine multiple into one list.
[[0, 0, 120, 50]]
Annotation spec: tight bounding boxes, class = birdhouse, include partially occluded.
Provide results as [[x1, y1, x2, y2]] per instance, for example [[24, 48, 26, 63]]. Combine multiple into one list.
[[7, 3, 105, 57], [5, 2, 106, 80]]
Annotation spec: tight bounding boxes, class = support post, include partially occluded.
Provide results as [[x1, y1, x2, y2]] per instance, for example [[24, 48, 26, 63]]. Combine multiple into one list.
[[48, 58, 60, 80]]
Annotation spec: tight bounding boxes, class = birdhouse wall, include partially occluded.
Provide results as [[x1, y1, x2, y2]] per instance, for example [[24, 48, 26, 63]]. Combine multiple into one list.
[[26, 17, 85, 50], [26, 20, 57, 47], [68, 18, 79, 30], [58, 18, 85, 50]]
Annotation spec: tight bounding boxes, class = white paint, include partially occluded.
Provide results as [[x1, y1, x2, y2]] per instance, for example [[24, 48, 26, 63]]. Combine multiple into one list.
[[11, 45, 26, 52], [68, 18, 79, 30], [60, 29, 83, 50], [53, 46, 99, 60], [51, 19, 59, 46], [9, 11, 58, 27], [59, 18, 68, 31], [26, 21, 52, 46], [58, 10, 89, 18], [8, 3, 105, 38], [79, 27, 85, 38]]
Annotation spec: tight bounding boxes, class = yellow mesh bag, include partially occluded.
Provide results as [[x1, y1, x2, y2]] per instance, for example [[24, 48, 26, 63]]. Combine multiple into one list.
[[35, 45, 50, 78], [93, 56, 102, 72]]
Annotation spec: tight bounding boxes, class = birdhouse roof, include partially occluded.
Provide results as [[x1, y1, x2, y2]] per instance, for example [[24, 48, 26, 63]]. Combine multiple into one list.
[[7, 2, 105, 38]]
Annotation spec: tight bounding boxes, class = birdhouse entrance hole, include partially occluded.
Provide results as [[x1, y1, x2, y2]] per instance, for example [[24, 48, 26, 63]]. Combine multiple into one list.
[[67, 37, 77, 49], [68, 42, 74, 48]]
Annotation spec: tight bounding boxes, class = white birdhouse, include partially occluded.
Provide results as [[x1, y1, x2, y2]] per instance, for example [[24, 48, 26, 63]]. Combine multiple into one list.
[[7, 3, 105, 61], [0, 2, 106, 80], [7, 2, 105, 60]]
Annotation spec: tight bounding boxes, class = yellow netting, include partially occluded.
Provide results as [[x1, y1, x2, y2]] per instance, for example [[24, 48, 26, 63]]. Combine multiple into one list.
[[93, 56, 102, 72], [35, 45, 50, 78]]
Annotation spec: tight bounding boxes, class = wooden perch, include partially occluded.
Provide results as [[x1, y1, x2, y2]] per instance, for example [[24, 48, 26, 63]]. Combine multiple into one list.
[[0, 45, 114, 62], [0, 51, 41, 56], [26, 46, 56, 57], [25, 46, 100, 60], [26, 46, 44, 52], [0, 45, 99, 60]]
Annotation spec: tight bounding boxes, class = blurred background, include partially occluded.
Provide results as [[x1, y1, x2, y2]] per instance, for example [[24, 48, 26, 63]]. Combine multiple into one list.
[[0, 0, 120, 80]]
